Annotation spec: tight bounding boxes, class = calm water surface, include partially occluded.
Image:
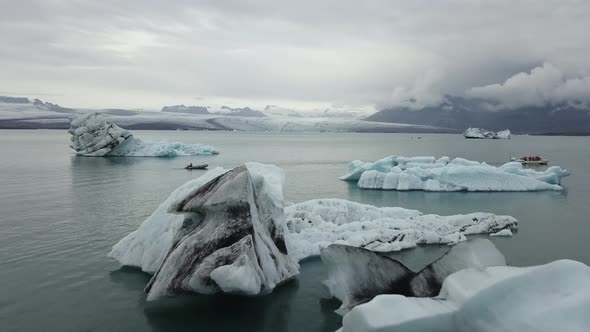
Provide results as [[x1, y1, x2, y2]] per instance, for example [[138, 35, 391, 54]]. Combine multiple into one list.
[[0, 130, 589, 331]]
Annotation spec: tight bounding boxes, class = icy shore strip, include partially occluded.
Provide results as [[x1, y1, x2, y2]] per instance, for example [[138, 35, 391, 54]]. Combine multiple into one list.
[[68, 112, 219, 157], [340, 156, 569, 191], [338, 259, 590, 332], [109, 164, 517, 298], [463, 127, 511, 139]]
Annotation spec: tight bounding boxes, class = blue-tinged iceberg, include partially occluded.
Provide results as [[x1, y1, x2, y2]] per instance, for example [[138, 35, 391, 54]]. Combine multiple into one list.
[[338, 259, 590, 332], [341, 156, 569, 191], [68, 112, 219, 157]]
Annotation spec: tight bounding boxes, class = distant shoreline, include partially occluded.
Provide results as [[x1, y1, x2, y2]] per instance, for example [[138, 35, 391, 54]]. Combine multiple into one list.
[[530, 132, 590, 136], [1, 118, 588, 136]]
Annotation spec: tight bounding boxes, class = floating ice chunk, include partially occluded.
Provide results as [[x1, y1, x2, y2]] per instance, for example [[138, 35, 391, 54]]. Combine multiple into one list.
[[339, 156, 394, 181], [344, 156, 569, 191], [284, 199, 518, 261], [463, 127, 511, 139], [490, 229, 513, 237], [339, 259, 590, 332], [322, 239, 506, 312], [496, 129, 511, 139], [108, 138, 218, 157], [68, 112, 219, 157], [68, 112, 132, 156]]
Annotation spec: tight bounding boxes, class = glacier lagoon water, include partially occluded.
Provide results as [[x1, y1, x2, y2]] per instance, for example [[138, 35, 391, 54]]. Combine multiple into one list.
[[0, 130, 589, 332]]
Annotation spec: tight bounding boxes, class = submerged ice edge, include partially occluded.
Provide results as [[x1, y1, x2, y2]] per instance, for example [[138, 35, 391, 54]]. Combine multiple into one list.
[[341, 155, 569, 192], [321, 239, 507, 313]]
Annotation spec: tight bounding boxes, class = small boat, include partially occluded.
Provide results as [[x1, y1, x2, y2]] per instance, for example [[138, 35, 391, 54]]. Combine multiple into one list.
[[185, 164, 208, 170], [511, 156, 548, 166]]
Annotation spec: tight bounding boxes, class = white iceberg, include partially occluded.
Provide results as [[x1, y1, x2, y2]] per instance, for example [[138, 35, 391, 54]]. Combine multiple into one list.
[[463, 127, 511, 139], [69, 112, 132, 156], [321, 239, 506, 313], [110, 163, 298, 300], [341, 156, 569, 191], [284, 198, 517, 262], [69, 112, 219, 157], [339, 259, 590, 332], [496, 129, 511, 139]]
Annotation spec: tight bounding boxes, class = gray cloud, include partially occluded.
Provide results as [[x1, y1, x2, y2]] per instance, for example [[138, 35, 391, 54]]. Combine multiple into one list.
[[467, 63, 590, 109], [0, 0, 589, 110]]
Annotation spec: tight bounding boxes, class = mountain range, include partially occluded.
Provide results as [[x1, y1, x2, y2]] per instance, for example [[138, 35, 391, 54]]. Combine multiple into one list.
[[367, 96, 590, 134]]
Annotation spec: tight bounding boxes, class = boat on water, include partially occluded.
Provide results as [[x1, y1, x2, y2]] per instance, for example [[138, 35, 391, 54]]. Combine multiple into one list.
[[511, 156, 548, 165], [185, 164, 208, 170]]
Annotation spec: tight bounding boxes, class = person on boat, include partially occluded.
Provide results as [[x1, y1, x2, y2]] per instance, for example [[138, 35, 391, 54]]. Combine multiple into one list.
[[187, 163, 193, 168]]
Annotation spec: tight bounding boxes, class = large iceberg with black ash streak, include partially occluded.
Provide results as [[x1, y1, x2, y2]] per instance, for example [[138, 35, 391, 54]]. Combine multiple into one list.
[[69, 112, 218, 157], [338, 259, 590, 332], [463, 127, 511, 139], [322, 239, 506, 313], [110, 163, 298, 299], [341, 156, 569, 191], [109, 164, 518, 299]]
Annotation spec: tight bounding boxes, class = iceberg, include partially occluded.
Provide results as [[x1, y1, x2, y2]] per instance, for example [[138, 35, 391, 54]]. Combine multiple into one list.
[[107, 138, 218, 157], [284, 198, 517, 262], [110, 163, 299, 299], [341, 156, 569, 191], [339, 259, 590, 332], [110, 164, 518, 299], [68, 112, 132, 156], [68, 112, 219, 157], [321, 239, 506, 312], [496, 129, 511, 139], [463, 127, 511, 139]]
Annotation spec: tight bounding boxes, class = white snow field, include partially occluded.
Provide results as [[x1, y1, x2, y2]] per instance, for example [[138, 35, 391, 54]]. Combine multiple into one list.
[[0, 100, 450, 133], [463, 127, 511, 139], [338, 259, 590, 332], [109, 164, 518, 298], [341, 156, 569, 191], [68, 113, 219, 157]]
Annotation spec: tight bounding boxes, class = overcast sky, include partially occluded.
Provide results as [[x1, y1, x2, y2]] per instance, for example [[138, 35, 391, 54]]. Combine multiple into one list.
[[0, 0, 589, 110]]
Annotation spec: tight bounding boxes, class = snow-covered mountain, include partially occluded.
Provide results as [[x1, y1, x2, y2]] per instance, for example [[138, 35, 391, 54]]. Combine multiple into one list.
[[262, 105, 370, 119], [0, 96, 450, 133]]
